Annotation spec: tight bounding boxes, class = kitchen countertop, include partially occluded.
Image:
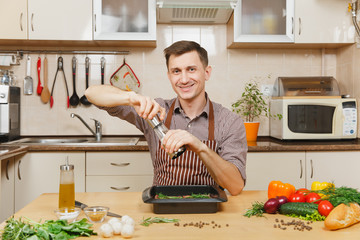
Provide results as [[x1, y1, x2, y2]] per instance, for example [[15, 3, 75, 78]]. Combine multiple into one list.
[[1, 136, 360, 161], [2, 191, 360, 240]]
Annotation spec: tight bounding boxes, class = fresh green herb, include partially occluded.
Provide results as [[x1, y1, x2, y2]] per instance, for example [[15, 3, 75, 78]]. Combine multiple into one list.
[[0, 217, 96, 240], [140, 217, 180, 227], [243, 201, 265, 218], [156, 193, 211, 199], [314, 186, 360, 207], [286, 212, 326, 221]]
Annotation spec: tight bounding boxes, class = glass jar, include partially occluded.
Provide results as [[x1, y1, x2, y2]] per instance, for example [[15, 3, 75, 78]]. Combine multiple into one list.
[[59, 163, 75, 209]]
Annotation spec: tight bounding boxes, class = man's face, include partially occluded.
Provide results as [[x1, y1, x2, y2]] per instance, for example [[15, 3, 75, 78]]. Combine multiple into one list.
[[167, 51, 211, 103]]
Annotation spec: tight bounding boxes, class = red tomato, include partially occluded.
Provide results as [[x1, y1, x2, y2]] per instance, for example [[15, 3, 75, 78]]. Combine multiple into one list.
[[295, 188, 310, 196], [305, 192, 321, 204], [318, 200, 334, 216], [288, 193, 306, 202]]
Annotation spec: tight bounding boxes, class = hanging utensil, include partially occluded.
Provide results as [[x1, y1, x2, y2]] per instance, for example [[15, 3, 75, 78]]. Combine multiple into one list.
[[80, 57, 91, 106], [101, 57, 105, 84], [69, 56, 80, 107], [110, 58, 140, 92], [24, 56, 33, 95], [36, 57, 43, 95], [50, 56, 70, 108], [40, 57, 51, 103]]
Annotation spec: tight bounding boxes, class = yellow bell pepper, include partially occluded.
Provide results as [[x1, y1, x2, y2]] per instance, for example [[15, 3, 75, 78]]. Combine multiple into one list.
[[311, 181, 334, 197]]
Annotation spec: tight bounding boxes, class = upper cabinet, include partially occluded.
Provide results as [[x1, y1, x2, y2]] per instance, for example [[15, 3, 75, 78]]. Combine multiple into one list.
[[294, 0, 354, 44], [0, 0, 27, 39], [93, 0, 156, 41], [28, 0, 92, 40], [231, 0, 294, 43], [228, 0, 355, 47]]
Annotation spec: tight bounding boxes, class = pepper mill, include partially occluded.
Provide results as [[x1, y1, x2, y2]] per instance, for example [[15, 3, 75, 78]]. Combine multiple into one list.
[[147, 115, 186, 159], [58, 158, 75, 209]]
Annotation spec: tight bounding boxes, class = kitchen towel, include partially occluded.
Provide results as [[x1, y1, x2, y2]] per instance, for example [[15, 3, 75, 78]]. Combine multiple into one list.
[[0, 55, 17, 66]]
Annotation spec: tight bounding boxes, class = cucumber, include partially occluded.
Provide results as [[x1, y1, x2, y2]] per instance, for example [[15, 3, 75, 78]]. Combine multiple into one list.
[[279, 202, 318, 216]]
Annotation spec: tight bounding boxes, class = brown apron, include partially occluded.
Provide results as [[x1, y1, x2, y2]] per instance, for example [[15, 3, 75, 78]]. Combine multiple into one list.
[[153, 100, 217, 186]]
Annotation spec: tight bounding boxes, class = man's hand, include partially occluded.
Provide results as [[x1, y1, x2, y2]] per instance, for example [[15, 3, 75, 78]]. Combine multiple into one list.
[[161, 129, 206, 155], [128, 92, 166, 121]]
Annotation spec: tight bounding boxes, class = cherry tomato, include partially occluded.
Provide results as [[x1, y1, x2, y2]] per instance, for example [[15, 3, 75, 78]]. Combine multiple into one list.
[[295, 188, 310, 196], [288, 193, 306, 202], [318, 200, 334, 216], [305, 192, 321, 204]]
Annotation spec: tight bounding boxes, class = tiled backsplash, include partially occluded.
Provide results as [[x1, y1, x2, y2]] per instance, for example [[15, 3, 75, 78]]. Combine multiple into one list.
[[5, 24, 356, 137]]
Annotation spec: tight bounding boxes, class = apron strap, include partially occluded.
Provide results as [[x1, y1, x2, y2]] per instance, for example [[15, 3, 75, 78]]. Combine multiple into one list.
[[164, 99, 215, 140]]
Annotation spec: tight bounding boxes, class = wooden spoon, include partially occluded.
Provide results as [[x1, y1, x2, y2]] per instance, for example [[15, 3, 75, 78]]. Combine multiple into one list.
[[40, 57, 51, 103]]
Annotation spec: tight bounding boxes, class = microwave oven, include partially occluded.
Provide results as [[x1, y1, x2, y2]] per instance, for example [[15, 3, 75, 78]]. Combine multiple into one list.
[[270, 98, 357, 140]]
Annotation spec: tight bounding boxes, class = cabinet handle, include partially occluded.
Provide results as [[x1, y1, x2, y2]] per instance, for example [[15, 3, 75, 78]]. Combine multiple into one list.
[[291, 17, 294, 35], [31, 13, 34, 31], [20, 13, 23, 31], [94, 14, 97, 32], [5, 159, 10, 180], [299, 159, 303, 179], [110, 162, 130, 167], [310, 159, 313, 178], [298, 18, 301, 35], [17, 159, 22, 180], [110, 186, 130, 191]]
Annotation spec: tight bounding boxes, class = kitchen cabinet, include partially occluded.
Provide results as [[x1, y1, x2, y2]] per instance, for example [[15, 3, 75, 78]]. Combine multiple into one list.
[[28, 0, 92, 40], [14, 152, 85, 212], [0, 157, 15, 222], [228, 0, 354, 47], [294, 0, 354, 44], [0, 0, 27, 39], [93, 0, 156, 41], [86, 151, 153, 192], [244, 152, 305, 191], [245, 151, 360, 191], [306, 151, 360, 189]]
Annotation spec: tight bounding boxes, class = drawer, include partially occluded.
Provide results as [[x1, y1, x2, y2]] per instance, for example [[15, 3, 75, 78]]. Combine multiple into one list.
[[86, 151, 153, 175], [86, 175, 153, 192]]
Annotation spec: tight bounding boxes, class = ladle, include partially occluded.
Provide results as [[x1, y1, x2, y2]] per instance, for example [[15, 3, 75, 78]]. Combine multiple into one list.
[[80, 57, 91, 106], [69, 57, 80, 107]]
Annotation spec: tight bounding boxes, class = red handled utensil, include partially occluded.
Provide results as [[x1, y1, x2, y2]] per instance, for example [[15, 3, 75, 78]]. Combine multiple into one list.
[[37, 57, 43, 95]]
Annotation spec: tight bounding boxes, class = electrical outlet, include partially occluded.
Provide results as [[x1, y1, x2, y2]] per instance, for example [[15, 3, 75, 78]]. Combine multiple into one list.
[[261, 84, 273, 96]]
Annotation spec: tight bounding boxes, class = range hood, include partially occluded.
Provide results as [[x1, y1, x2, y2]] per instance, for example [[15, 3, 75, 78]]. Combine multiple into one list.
[[157, 0, 237, 24]]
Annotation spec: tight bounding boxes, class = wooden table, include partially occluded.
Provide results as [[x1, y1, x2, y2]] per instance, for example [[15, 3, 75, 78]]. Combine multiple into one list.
[[2, 191, 360, 240]]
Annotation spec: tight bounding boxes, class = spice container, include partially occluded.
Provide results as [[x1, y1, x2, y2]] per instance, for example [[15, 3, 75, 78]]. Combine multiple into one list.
[[59, 159, 75, 209], [146, 115, 186, 159]]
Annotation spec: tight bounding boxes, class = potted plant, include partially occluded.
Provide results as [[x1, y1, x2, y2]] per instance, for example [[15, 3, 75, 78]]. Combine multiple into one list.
[[232, 80, 281, 143]]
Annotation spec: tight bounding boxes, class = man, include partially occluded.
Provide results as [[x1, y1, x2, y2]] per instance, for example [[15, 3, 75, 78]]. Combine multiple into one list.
[[85, 40, 247, 195]]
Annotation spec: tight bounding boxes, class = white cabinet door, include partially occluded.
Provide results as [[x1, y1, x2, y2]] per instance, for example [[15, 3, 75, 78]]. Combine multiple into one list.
[[295, 0, 354, 43], [306, 151, 360, 189], [14, 152, 85, 212], [0, 157, 15, 222], [232, 0, 295, 42], [86, 175, 154, 192], [28, 0, 92, 40], [0, 0, 27, 39], [244, 152, 306, 190], [93, 0, 156, 40]]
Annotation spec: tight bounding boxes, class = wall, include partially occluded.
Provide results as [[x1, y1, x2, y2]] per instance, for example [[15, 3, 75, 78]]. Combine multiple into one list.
[[6, 24, 340, 137]]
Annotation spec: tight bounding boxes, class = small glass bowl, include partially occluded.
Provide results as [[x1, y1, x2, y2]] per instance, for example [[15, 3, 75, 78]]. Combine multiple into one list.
[[83, 206, 109, 223], [54, 207, 81, 223]]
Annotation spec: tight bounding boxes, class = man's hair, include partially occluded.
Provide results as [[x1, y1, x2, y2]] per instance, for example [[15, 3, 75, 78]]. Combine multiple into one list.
[[164, 40, 208, 69]]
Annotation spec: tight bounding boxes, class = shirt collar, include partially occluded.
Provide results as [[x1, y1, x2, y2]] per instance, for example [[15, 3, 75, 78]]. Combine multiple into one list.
[[174, 93, 210, 118]]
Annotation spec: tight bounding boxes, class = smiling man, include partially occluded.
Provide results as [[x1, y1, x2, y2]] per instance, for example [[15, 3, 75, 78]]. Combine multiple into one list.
[[85, 40, 247, 195]]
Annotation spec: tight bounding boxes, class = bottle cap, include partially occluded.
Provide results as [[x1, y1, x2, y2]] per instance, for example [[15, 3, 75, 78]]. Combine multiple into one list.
[[60, 164, 74, 171]]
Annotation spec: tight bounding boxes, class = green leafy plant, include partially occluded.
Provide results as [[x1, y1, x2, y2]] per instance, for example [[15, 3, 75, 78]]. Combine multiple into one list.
[[232, 78, 282, 122]]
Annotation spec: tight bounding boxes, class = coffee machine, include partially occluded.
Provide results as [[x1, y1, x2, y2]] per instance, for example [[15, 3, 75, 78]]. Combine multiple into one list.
[[0, 85, 20, 142]]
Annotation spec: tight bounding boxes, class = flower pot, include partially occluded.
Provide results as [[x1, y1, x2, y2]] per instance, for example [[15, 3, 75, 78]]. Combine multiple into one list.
[[244, 122, 260, 143]]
